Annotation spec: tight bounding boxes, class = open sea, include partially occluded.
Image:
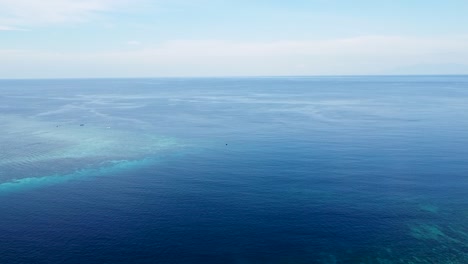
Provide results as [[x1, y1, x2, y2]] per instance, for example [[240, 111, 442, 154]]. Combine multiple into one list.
[[0, 76, 467, 263]]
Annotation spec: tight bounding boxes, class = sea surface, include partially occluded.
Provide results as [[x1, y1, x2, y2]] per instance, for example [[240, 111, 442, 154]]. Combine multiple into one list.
[[0, 76, 467, 263]]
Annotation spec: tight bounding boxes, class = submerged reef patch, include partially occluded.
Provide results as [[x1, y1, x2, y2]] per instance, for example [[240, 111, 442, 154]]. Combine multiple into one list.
[[0, 114, 182, 193]]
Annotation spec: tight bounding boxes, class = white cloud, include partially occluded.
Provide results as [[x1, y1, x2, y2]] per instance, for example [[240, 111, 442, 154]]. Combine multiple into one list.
[[144, 36, 468, 58], [0, 0, 134, 27], [127, 40, 142, 46], [1, 35, 468, 78], [0, 25, 26, 31]]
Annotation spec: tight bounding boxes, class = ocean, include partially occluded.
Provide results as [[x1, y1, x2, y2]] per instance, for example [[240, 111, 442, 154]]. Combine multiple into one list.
[[0, 76, 467, 263]]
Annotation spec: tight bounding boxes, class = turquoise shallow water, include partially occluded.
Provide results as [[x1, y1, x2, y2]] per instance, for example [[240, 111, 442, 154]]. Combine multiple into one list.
[[0, 76, 467, 263], [0, 158, 154, 194]]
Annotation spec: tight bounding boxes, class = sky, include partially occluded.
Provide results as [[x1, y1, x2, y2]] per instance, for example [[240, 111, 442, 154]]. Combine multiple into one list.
[[1, 0, 468, 78]]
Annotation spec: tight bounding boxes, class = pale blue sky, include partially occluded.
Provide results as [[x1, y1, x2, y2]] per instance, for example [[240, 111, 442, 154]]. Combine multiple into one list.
[[1, 0, 468, 78]]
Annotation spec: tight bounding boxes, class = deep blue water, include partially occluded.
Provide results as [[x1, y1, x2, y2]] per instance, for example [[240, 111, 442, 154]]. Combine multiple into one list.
[[0, 76, 467, 263]]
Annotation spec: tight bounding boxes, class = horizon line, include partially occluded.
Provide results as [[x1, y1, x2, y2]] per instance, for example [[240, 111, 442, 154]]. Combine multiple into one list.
[[1, 74, 468, 81]]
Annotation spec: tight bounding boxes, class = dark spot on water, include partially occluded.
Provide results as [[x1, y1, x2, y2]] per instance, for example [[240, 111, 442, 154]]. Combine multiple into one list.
[[80, 124, 85, 126]]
